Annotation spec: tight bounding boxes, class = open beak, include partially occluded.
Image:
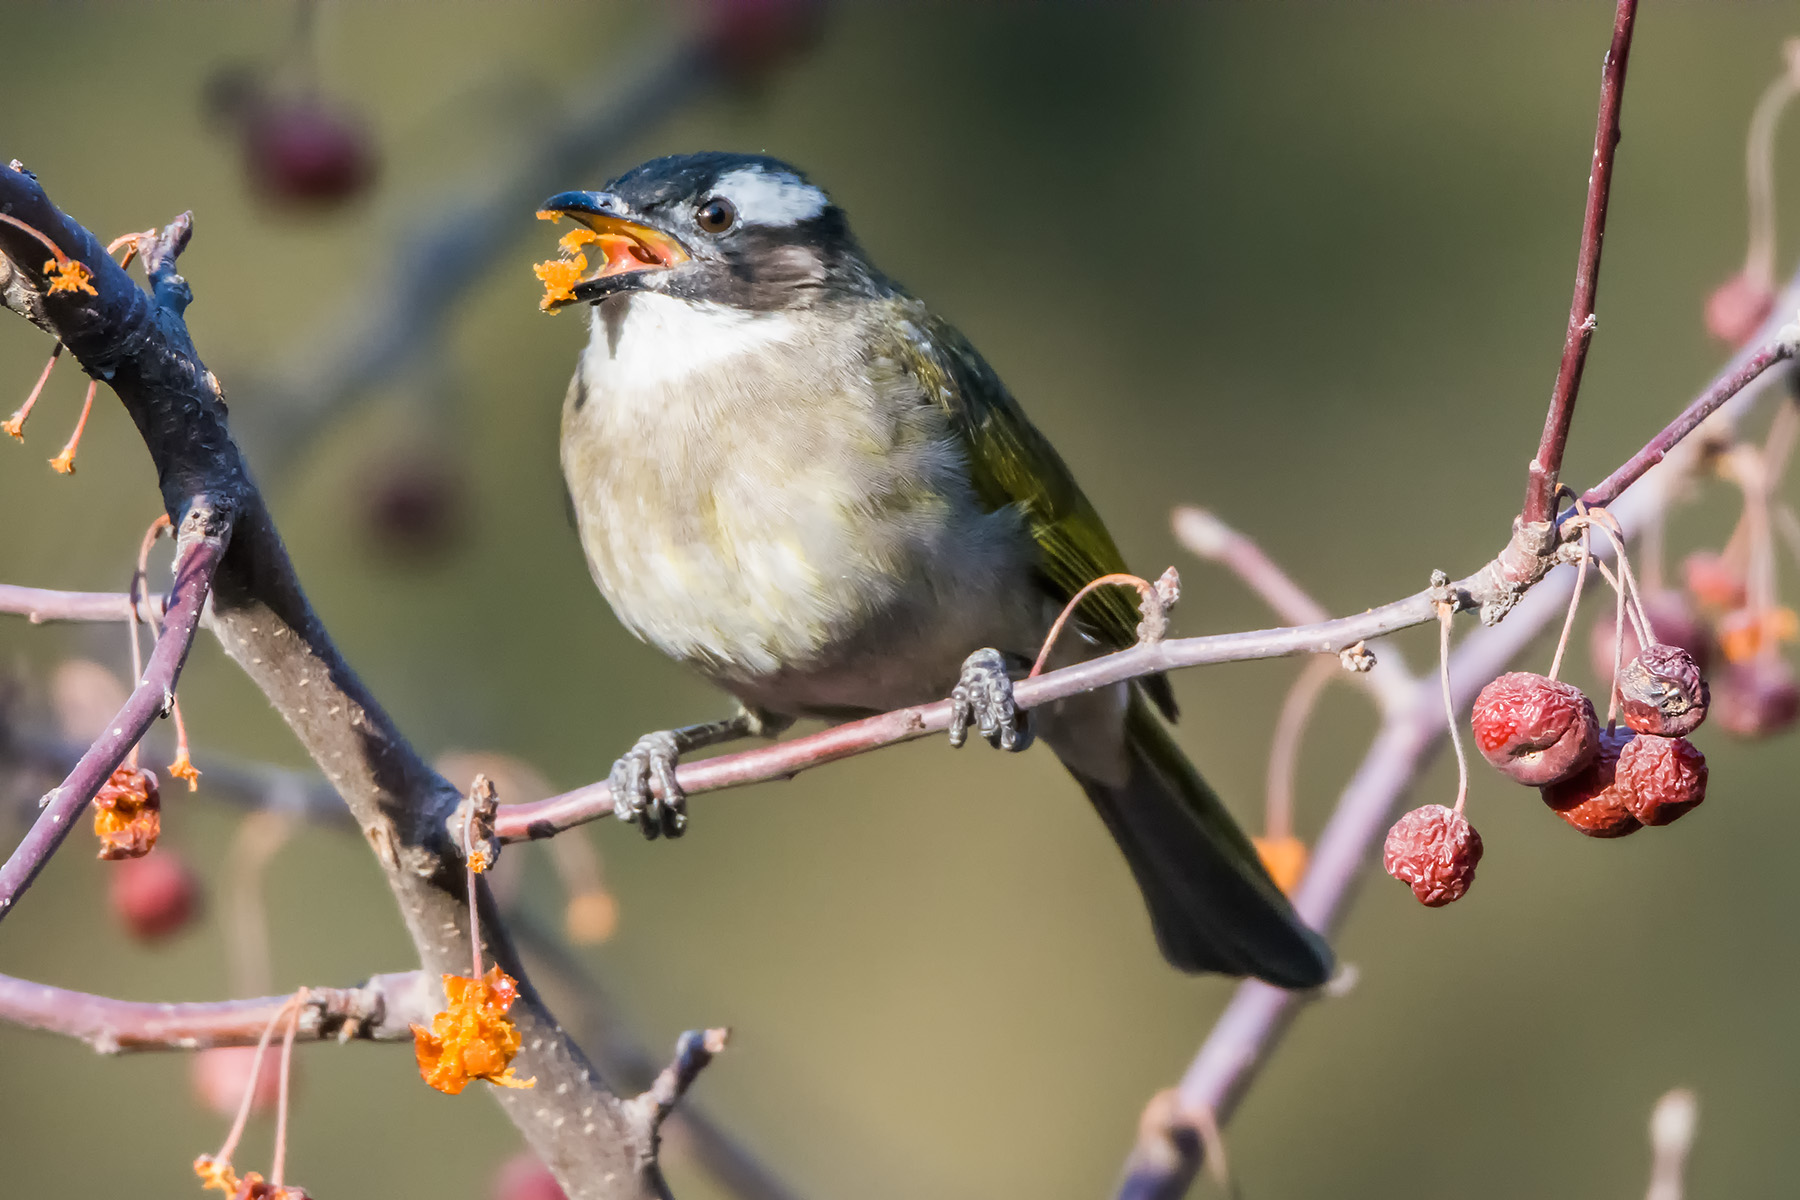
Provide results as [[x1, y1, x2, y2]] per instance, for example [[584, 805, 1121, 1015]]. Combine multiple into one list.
[[534, 190, 691, 310]]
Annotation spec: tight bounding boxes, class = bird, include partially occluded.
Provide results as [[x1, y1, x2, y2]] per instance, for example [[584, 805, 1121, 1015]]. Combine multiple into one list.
[[537, 152, 1332, 987]]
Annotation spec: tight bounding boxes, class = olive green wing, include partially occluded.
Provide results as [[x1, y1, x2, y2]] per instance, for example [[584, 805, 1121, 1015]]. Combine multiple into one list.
[[886, 300, 1178, 718]]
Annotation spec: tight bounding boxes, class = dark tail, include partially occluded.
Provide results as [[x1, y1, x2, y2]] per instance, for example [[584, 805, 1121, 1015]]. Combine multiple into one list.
[[1060, 693, 1333, 987]]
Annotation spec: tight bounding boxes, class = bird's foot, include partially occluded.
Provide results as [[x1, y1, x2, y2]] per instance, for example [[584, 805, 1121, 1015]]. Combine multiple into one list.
[[609, 730, 687, 840], [948, 648, 1034, 752]]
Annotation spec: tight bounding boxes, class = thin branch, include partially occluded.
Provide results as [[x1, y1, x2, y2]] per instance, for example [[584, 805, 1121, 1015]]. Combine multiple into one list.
[[1112, 252, 1800, 1200], [627, 1028, 732, 1140], [0, 582, 159, 623], [495, 316, 1788, 844], [0, 528, 226, 921], [1171, 505, 1416, 710], [508, 910, 806, 1200], [1581, 335, 1799, 507], [1523, 0, 1640, 524], [2, 722, 349, 829], [0, 969, 431, 1053]]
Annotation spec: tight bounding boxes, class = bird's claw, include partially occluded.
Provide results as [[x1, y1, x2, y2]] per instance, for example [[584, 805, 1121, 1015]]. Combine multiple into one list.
[[609, 730, 687, 840], [948, 648, 1033, 752]]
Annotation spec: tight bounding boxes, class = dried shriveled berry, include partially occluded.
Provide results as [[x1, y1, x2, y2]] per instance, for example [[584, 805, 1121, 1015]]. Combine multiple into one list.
[[243, 99, 376, 207], [1541, 729, 1641, 838], [1620, 644, 1710, 737], [492, 1154, 568, 1200], [109, 850, 200, 940], [190, 1045, 283, 1117], [1616, 734, 1708, 826], [1712, 656, 1800, 738], [1704, 270, 1777, 347], [1382, 805, 1482, 907], [1683, 551, 1747, 612], [93, 765, 161, 859], [1471, 672, 1600, 786], [702, 0, 826, 82]]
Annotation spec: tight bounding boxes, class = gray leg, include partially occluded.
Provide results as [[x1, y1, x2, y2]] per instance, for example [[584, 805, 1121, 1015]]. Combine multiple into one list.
[[948, 647, 1034, 753], [610, 706, 792, 840]]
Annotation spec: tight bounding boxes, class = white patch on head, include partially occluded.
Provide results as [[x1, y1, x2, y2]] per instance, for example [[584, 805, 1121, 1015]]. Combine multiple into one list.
[[711, 166, 828, 227], [583, 292, 801, 393]]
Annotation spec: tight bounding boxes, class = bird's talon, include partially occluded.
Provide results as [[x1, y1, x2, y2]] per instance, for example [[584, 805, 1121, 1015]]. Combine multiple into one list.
[[608, 730, 688, 840], [948, 648, 1033, 753]]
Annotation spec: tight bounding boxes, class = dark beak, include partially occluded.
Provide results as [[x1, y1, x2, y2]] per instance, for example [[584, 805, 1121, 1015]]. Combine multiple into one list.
[[534, 190, 691, 310]]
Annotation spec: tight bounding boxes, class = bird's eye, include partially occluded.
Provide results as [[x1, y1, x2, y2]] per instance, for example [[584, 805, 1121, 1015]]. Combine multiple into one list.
[[695, 196, 737, 234]]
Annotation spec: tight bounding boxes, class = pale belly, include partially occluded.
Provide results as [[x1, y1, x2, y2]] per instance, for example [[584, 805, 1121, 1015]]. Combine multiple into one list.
[[560, 296, 1042, 717]]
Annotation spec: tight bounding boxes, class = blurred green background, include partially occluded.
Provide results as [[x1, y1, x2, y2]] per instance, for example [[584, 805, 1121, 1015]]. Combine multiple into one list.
[[2, 3, 1797, 1197]]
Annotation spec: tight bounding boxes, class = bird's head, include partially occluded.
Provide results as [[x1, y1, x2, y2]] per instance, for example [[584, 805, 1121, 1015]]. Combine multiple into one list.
[[535, 152, 865, 313]]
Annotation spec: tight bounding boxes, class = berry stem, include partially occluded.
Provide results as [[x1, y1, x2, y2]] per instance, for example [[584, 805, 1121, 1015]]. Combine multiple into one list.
[[1029, 573, 1160, 678], [270, 987, 306, 1186], [46, 379, 94, 474], [2, 343, 61, 441], [1742, 44, 1800, 289], [464, 803, 482, 982], [1436, 603, 1469, 816], [1547, 522, 1594, 681], [226, 812, 293, 997], [1264, 656, 1337, 841], [213, 995, 296, 1166]]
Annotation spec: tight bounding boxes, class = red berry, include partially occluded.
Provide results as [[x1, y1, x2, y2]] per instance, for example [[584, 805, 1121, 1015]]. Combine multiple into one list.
[[1540, 728, 1641, 838], [1471, 672, 1600, 786], [1712, 656, 1800, 738], [108, 850, 200, 940], [1619, 644, 1710, 737], [1383, 804, 1483, 907], [190, 1045, 283, 1118], [1615, 734, 1707, 826], [701, 0, 825, 82], [359, 449, 467, 561], [1682, 550, 1747, 612], [243, 98, 375, 207], [492, 1154, 567, 1200], [1704, 271, 1776, 347]]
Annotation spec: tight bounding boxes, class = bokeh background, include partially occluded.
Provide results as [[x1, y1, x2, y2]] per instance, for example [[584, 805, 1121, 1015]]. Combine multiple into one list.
[[2, 3, 1797, 1197]]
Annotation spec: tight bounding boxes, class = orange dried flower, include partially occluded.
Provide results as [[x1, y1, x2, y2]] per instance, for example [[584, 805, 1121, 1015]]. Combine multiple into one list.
[[411, 966, 536, 1095], [1718, 605, 1799, 664], [169, 750, 202, 791], [195, 1154, 240, 1195], [533, 254, 588, 312], [1253, 835, 1308, 897], [43, 257, 97, 296], [93, 764, 161, 859]]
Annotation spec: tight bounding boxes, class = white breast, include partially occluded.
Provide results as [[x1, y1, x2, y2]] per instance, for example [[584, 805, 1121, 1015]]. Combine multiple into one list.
[[583, 292, 802, 393]]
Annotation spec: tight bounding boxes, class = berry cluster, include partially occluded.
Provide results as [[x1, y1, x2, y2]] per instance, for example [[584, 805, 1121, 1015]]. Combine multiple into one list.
[[1385, 512, 1722, 908]]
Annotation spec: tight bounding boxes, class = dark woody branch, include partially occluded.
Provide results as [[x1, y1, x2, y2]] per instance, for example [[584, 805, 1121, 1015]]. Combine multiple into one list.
[[0, 162, 680, 1200]]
